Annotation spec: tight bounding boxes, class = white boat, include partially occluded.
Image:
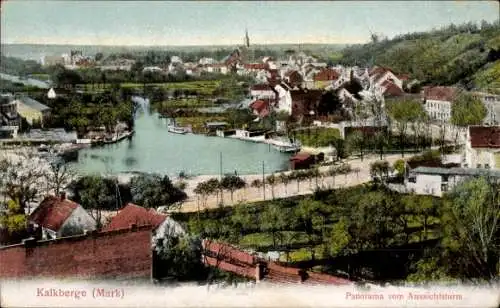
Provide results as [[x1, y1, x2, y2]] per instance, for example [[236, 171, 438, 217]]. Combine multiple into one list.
[[270, 137, 302, 153], [167, 126, 189, 134]]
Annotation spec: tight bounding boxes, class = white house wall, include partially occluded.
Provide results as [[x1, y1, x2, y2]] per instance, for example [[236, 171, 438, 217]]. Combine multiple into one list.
[[57, 206, 97, 237], [425, 99, 452, 122]]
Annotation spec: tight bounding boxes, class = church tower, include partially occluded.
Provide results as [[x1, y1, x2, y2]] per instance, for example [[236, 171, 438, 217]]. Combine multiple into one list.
[[244, 28, 250, 48]]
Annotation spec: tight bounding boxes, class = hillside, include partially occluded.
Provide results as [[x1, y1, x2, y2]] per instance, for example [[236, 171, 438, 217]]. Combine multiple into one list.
[[338, 21, 500, 93]]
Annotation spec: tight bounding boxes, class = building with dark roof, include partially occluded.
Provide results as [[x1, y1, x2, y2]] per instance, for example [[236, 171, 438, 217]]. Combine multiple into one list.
[[464, 125, 500, 169], [405, 166, 500, 196], [422, 86, 460, 122], [103, 203, 185, 244], [28, 195, 96, 240], [14, 96, 51, 127]]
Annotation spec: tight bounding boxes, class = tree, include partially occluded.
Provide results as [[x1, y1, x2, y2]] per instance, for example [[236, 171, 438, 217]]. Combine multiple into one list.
[[369, 160, 392, 183], [205, 178, 221, 206], [154, 233, 205, 281], [260, 203, 287, 249], [44, 158, 76, 196], [220, 175, 246, 203], [279, 173, 290, 197], [70, 175, 117, 229], [129, 173, 187, 209], [295, 198, 325, 260], [346, 130, 366, 161], [194, 181, 211, 211], [386, 99, 426, 157], [0, 151, 48, 213], [450, 92, 487, 147], [265, 174, 277, 199], [0, 199, 28, 245], [393, 159, 406, 180], [329, 218, 351, 257], [441, 176, 500, 279]]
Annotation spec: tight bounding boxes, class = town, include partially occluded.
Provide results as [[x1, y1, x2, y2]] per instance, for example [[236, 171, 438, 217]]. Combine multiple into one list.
[[0, 1, 499, 295]]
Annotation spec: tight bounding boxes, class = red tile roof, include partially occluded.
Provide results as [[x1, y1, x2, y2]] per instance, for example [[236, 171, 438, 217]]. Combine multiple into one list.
[[290, 152, 313, 162], [103, 203, 167, 232], [423, 86, 459, 102], [313, 68, 340, 81], [29, 196, 79, 232], [381, 80, 405, 97], [469, 126, 500, 148], [249, 100, 271, 118], [0, 226, 153, 279]]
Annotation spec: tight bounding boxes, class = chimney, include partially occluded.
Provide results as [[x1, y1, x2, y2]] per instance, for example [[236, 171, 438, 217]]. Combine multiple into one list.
[[22, 237, 37, 248], [60, 192, 66, 201]]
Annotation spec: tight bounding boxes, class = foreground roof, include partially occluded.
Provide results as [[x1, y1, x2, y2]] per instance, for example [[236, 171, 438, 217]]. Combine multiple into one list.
[[29, 196, 79, 232], [103, 203, 167, 232]]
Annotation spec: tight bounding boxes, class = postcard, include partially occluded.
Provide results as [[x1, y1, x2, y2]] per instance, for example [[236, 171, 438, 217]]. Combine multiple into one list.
[[0, 1, 499, 307]]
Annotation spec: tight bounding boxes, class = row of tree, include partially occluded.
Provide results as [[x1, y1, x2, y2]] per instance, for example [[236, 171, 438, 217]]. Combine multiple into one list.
[[193, 164, 356, 209]]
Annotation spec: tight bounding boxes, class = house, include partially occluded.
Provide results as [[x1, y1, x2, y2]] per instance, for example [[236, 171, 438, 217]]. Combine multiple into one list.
[[290, 89, 324, 118], [0, 93, 19, 138], [369, 66, 404, 90], [422, 86, 459, 122], [405, 167, 500, 197], [283, 70, 303, 89], [103, 203, 185, 244], [290, 152, 315, 170], [250, 84, 276, 101], [249, 100, 271, 118], [313, 68, 340, 89], [472, 92, 500, 125], [378, 80, 405, 98], [464, 126, 500, 169], [274, 85, 323, 117], [28, 194, 97, 240], [14, 96, 51, 127], [0, 225, 152, 280], [41, 55, 65, 67]]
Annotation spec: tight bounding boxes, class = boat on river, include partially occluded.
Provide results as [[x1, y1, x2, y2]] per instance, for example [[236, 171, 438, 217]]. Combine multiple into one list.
[[167, 125, 189, 134], [269, 137, 302, 153]]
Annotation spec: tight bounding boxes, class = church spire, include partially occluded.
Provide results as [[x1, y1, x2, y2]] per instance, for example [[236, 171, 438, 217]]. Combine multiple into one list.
[[244, 29, 250, 48]]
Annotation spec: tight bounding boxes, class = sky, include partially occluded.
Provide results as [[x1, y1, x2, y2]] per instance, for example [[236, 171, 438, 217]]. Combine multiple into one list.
[[1, 1, 499, 46]]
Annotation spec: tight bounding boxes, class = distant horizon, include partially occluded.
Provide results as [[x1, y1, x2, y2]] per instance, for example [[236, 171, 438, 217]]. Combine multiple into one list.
[[1, 1, 498, 46]]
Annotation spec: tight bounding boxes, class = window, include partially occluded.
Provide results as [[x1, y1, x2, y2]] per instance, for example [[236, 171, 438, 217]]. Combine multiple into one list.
[[441, 183, 448, 192], [441, 175, 449, 182], [408, 176, 416, 183], [485, 164, 490, 169], [477, 164, 482, 168]]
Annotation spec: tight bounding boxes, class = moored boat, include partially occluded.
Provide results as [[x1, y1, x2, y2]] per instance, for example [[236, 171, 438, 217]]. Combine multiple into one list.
[[167, 126, 189, 134]]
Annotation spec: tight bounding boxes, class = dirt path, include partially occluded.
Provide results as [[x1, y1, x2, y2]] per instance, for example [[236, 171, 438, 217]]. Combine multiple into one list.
[[175, 153, 412, 213]]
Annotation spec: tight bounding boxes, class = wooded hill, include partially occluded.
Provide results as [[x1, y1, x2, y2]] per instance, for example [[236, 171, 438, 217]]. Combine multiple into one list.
[[338, 21, 500, 93]]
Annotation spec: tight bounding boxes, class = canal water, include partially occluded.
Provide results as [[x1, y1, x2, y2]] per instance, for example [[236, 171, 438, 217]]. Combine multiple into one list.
[[70, 103, 292, 177]]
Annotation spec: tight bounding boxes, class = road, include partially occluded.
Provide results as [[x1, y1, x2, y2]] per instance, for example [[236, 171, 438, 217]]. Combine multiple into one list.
[[176, 153, 414, 213]]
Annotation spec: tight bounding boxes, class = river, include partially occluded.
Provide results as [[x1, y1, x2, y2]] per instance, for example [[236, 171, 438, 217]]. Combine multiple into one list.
[[69, 110, 292, 178]]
